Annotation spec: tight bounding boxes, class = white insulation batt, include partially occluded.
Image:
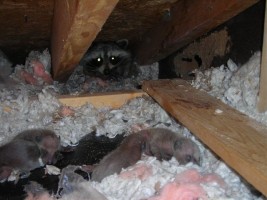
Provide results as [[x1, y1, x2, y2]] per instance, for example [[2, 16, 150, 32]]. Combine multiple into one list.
[[0, 50, 266, 199]]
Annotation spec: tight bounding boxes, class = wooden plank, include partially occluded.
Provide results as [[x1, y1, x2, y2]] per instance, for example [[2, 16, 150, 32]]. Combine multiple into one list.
[[95, 0, 179, 43], [257, 1, 267, 112], [142, 79, 267, 196], [134, 0, 259, 65], [2, 91, 146, 113], [0, 0, 54, 64], [51, 0, 119, 82], [58, 90, 147, 108]]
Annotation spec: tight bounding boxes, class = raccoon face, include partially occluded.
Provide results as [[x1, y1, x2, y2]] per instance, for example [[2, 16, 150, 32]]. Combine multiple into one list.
[[80, 39, 136, 80]]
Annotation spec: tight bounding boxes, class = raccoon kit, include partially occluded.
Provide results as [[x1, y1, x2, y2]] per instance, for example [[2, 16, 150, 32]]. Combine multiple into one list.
[[80, 39, 138, 80]]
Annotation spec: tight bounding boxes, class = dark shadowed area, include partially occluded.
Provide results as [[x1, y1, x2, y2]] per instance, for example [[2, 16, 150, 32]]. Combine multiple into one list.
[[0, 133, 124, 200]]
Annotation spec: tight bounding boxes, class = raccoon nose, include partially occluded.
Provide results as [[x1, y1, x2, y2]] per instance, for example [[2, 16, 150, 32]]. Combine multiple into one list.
[[104, 68, 111, 75]]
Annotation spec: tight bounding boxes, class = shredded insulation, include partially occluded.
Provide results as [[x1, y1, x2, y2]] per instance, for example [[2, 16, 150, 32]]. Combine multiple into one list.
[[0, 50, 266, 199]]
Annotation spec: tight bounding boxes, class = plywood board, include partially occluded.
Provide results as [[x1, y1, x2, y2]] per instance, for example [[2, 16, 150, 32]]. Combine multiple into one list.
[[58, 90, 147, 108], [51, 0, 119, 82], [142, 79, 267, 196], [134, 0, 259, 65]]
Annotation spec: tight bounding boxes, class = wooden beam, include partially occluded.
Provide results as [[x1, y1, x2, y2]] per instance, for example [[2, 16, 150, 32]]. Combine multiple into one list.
[[257, 1, 267, 112], [51, 0, 119, 82], [0, 0, 54, 64], [134, 0, 259, 65], [58, 90, 147, 108], [142, 79, 267, 197], [2, 91, 146, 113]]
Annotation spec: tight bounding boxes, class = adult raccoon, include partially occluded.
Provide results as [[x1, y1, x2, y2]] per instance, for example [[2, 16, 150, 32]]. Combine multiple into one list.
[[80, 39, 138, 80]]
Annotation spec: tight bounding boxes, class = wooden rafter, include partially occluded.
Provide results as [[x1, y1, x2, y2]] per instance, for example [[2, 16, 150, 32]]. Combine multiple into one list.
[[51, 0, 119, 82], [134, 0, 259, 65], [257, 1, 267, 112], [143, 79, 267, 196]]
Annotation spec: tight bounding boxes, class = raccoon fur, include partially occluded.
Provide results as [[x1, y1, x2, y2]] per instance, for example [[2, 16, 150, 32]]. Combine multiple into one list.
[[80, 39, 138, 80]]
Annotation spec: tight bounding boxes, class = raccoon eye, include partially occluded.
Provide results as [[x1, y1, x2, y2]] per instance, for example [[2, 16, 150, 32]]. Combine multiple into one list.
[[90, 57, 103, 67], [109, 56, 120, 65]]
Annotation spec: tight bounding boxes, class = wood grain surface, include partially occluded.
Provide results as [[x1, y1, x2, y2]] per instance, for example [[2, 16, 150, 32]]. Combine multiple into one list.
[[51, 0, 119, 81], [142, 79, 267, 196], [58, 90, 147, 108]]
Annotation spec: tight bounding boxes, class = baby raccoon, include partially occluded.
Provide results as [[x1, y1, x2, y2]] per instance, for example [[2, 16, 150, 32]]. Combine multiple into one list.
[[80, 39, 137, 80]]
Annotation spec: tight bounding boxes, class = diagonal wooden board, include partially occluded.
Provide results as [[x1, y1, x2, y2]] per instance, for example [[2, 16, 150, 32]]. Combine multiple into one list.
[[142, 79, 267, 197], [134, 0, 259, 65], [51, 0, 119, 82]]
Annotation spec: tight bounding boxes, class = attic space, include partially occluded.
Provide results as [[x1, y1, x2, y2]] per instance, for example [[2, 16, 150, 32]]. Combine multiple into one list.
[[1, 0, 267, 200], [0, 0, 261, 82]]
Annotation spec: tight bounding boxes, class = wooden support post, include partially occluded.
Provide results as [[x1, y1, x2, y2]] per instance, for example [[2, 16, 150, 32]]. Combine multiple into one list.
[[134, 0, 259, 65], [258, 1, 267, 112], [143, 79, 267, 196], [58, 90, 147, 108], [51, 0, 119, 82]]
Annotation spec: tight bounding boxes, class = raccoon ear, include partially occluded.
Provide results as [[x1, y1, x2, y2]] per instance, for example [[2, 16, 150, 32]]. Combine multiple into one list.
[[116, 39, 128, 49]]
